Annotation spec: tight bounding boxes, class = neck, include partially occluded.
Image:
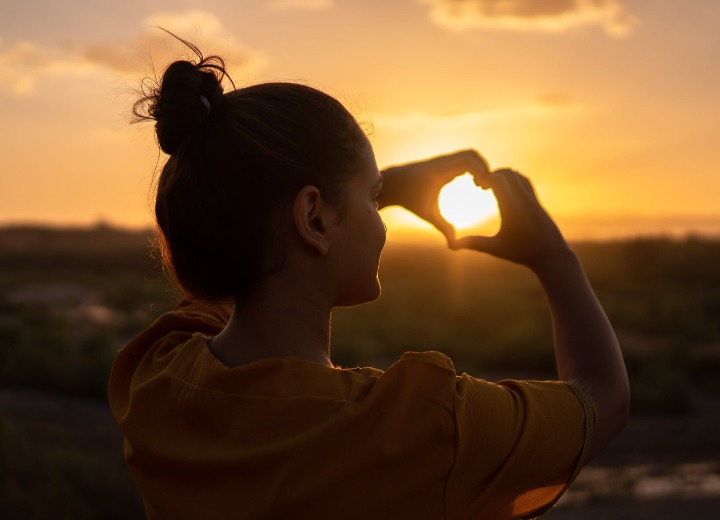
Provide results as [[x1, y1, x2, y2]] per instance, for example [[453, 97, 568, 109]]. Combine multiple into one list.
[[209, 277, 333, 368]]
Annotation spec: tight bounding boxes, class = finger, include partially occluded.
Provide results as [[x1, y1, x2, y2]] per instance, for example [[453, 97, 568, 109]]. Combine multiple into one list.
[[450, 234, 498, 255], [458, 149, 491, 177], [428, 214, 456, 242], [439, 149, 491, 185], [503, 169, 530, 199], [485, 170, 517, 217], [494, 168, 539, 209], [518, 173, 535, 195], [452, 150, 491, 188], [507, 171, 544, 212], [494, 167, 522, 181]]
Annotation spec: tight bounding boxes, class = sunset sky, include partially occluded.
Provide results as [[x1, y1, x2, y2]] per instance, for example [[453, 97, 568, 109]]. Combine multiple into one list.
[[1, 0, 718, 240]]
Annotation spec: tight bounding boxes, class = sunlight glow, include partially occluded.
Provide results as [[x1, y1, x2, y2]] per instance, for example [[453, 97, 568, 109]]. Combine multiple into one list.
[[439, 174, 498, 230]]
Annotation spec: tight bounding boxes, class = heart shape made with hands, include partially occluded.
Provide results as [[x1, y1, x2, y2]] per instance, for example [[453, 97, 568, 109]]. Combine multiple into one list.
[[438, 173, 500, 236]]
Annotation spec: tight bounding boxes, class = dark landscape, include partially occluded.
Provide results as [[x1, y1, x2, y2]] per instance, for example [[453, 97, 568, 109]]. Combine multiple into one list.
[[1, 224, 719, 518]]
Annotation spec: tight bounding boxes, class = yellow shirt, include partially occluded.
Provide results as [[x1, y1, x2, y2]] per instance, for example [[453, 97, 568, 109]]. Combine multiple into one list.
[[109, 301, 595, 519]]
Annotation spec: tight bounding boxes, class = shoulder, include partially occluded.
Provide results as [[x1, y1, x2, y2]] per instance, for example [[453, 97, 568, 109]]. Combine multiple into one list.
[[161, 298, 232, 332], [357, 351, 459, 413], [383, 351, 458, 389], [116, 298, 230, 361], [108, 299, 230, 418], [396, 350, 456, 371]]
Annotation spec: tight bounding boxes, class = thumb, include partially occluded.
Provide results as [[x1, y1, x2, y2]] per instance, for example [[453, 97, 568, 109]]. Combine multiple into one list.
[[426, 214, 456, 245], [449, 234, 499, 255]]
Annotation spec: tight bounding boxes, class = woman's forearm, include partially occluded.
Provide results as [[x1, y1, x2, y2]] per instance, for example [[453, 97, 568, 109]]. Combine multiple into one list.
[[533, 248, 630, 459]]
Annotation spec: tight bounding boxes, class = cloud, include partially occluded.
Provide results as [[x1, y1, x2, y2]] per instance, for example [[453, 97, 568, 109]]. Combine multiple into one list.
[[81, 10, 266, 75], [421, 0, 634, 36], [0, 40, 98, 95], [0, 10, 265, 95], [267, 0, 334, 11]]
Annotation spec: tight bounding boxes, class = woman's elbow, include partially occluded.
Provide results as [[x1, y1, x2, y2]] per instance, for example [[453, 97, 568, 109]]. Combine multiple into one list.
[[585, 378, 631, 461]]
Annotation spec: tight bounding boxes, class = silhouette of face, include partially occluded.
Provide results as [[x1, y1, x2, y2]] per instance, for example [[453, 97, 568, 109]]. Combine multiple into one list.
[[329, 142, 386, 307]]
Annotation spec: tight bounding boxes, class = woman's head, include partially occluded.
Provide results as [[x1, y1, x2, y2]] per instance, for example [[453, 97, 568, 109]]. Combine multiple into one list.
[[136, 41, 372, 302]]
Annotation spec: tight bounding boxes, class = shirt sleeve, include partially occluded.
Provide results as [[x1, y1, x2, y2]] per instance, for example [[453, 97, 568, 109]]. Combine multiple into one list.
[[445, 375, 596, 519]]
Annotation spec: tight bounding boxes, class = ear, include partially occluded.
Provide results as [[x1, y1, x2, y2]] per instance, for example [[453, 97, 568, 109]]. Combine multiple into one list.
[[293, 185, 332, 255]]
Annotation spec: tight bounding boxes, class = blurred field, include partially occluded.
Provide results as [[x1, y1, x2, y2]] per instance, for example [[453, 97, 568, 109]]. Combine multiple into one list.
[[1, 224, 719, 518]]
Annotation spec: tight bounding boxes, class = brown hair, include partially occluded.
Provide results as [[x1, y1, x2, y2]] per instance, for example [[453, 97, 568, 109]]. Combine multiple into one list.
[[134, 37, 368, 301]]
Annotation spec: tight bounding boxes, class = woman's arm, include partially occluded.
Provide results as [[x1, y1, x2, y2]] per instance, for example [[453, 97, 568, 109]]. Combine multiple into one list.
[[383, 155, 630, 460], [451, 167, 629, 459], [535, 249, 630, 460]]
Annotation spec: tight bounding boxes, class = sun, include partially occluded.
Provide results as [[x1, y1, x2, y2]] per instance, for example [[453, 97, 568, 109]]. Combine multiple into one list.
[[438, 173, 498, 230]]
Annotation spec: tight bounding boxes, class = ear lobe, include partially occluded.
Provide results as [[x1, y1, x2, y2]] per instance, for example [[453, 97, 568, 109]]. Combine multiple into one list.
[[293, 185, 330, 255]]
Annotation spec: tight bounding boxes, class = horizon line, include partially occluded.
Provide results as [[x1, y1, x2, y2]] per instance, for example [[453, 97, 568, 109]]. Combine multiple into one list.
[[3, 215, 720, 243]]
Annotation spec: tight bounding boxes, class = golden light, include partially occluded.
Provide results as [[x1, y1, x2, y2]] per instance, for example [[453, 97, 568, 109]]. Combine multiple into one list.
[[438, 173, 499, 230]]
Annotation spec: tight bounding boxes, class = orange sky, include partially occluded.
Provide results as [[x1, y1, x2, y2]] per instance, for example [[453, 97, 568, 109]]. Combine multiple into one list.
[[1, 0, 718, 240]]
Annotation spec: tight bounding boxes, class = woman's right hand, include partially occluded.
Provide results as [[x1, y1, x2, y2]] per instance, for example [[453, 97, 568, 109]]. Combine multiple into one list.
[[451, 168, 572, 273], [457, 168, 630, 461]]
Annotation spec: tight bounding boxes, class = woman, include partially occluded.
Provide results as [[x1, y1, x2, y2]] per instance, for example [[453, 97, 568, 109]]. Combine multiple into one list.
[[109, 42, 629, 519]]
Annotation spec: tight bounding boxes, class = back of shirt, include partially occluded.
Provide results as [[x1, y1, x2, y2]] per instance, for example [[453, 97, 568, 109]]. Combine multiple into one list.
[[108, 301, 594, 519]]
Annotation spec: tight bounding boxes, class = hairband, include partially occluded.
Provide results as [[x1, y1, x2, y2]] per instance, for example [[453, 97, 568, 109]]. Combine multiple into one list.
[[199, 95, 211, 115]]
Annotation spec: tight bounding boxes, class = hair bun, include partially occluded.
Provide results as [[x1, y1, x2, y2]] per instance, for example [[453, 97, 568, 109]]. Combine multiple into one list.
[[150, 60, 221, 155], [132, 32, 230, 155]]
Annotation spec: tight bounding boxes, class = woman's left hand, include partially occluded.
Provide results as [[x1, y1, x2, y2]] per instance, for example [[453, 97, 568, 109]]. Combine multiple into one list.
[[380, 149, 491, 244]]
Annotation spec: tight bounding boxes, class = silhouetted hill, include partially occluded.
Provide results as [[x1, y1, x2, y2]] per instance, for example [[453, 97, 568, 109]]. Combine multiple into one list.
[[0, 224, 158, 278], [0, 223, 151, 252]]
